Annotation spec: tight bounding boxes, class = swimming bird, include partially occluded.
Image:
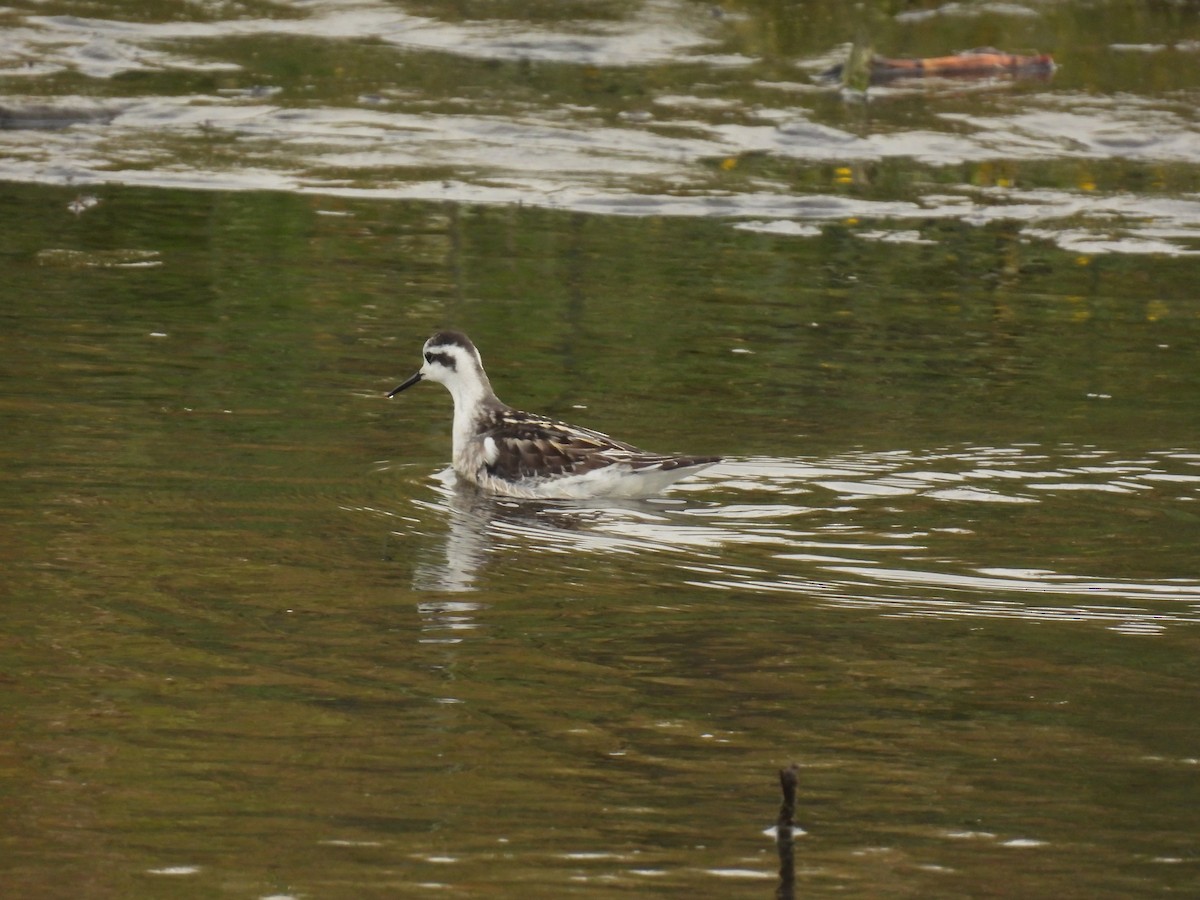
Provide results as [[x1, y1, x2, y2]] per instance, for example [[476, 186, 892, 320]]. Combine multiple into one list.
[[388, 331, 720, 499]]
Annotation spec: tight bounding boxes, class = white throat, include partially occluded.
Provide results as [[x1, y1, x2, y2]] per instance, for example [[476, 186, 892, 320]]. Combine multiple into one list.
[[429, 357, 501, 462], [448, 376, 494, 459]]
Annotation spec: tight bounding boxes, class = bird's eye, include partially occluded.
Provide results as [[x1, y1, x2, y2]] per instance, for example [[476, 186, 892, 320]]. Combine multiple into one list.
[[424, 352, 433, 363]]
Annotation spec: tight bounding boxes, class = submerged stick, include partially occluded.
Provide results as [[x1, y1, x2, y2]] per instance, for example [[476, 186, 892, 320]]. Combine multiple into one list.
[[775, 763, 799, 900], [777, 763, 799, 829]]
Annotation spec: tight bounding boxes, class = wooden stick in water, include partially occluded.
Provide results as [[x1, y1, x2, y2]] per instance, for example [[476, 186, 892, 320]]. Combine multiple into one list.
[[777, 763, 799, 829], [775, 763, 799, 900]]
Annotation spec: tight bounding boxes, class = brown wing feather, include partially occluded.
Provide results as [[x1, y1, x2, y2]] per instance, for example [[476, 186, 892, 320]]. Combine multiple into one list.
[[479, 408, 720, 482], [481, 409, 645, 481]]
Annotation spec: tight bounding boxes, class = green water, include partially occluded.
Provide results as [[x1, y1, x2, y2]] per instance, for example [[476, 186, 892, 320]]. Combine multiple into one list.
[[3, 0, 1200, 896], [3, 184, 1199, 899]]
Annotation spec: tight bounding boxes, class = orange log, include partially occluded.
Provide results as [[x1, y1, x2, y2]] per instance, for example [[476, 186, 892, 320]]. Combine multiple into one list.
[[868, 49, 1056, 80]]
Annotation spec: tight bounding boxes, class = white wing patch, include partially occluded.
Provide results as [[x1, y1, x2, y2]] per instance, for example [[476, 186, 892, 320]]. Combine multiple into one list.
[[483, 436, 499, 465]]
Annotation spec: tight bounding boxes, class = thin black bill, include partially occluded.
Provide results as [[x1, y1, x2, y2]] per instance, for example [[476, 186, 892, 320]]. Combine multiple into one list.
[[387, 371, 423, 397]]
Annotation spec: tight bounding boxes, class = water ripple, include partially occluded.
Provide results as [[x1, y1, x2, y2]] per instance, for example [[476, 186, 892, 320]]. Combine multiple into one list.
[[3, 2, 1199, 254], [387, 444, 1200, 634]]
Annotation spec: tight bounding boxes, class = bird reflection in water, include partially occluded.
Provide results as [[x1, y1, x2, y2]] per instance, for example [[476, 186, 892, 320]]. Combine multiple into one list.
[[407, 468, 628, 640]]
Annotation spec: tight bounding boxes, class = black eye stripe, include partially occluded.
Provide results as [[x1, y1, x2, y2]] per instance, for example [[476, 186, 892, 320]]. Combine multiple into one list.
[[425, 350, 456, 371]]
